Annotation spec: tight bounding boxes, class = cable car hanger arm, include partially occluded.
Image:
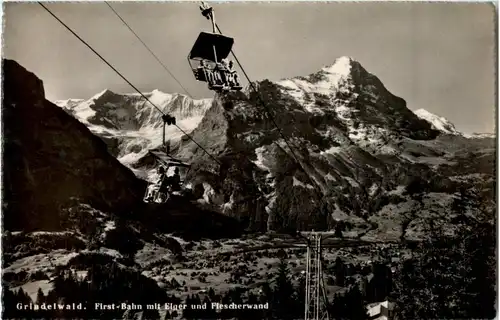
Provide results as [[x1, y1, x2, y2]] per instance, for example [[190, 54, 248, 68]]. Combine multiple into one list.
[[200, 2, 216, 33]]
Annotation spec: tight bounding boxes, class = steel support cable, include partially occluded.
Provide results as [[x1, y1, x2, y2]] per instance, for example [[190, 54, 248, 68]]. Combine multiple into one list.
[[38, 2, 221, 166], [104, 1, 193, 98], [40, 2, 325, 215], [215, 24, 306, 171], [116, 0, 325, 207], [37, 4, 264, 202], [38, 2, 163, 116], [213, 22, 330, 211]]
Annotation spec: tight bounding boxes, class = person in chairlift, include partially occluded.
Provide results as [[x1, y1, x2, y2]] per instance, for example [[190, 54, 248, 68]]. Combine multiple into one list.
[[228, 60, 241, 87]]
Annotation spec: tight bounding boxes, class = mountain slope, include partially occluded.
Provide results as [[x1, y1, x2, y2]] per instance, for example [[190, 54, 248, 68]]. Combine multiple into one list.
[[2, 59, 245, 289], [2, 59, 146, 231], [3, 59, 243, 238], [55, 89, 212, 179], [54, 56, 495, 238], [172, 56, 493, 235]]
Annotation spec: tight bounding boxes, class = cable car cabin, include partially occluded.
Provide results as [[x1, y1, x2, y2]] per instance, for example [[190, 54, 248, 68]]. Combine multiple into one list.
[[143, 150, 191, 204], [188, 32, 243, 92]]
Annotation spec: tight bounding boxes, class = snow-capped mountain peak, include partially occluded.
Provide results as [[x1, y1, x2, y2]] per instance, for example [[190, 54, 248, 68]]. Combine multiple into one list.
[[413, 108, 459, 135], [275, 56, 359, 114], [53, 89, 213, 178], [92, 88, 112, 99], [53, 98, 85, 108], [321, 56, 354, 76], [278, 56, 356, 92]]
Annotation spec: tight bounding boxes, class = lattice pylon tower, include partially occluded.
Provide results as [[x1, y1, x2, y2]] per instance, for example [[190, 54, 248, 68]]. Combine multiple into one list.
[[304, 233, 330, 320]]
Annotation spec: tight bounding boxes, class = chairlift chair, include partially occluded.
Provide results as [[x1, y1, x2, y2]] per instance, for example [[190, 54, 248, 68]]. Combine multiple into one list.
[[143, 150, 192, 204], [187, 30, 243, 91]]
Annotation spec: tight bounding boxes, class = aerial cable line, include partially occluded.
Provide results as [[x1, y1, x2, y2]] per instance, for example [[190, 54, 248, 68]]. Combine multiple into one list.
[[38, 2, 163, 116], [211, 19, 328, 202], [218, 23, 304, 169], [37, 2, 221, 166], [104, 1, 193, 98], [39, 2, 265, 203], [204, 3, 334, 230], [39, 1, 326, 212]]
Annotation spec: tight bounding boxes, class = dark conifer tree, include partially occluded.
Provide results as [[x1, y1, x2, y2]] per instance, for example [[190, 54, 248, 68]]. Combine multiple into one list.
[[273, 259, 296, 320], [334, 257, 346, 287], [2, 288, 19, 319], [183, 294, 194, 319], [219, 290, 233, 319], [344, 286, 368, 320], [393, 219, 496, 319]]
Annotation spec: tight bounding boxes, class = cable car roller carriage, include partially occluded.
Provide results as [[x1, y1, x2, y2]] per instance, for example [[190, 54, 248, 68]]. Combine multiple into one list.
[[187, 3, 243, 92]]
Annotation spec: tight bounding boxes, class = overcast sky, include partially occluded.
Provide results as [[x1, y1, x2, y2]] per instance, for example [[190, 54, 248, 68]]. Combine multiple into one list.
[[3, 2, 496, 134]]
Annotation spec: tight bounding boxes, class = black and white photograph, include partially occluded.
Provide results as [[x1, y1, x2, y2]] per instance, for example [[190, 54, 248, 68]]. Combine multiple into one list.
[[1, 2, 497, 319]]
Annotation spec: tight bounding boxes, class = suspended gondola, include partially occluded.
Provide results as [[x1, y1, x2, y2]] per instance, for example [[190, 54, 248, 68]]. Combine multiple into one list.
[[187, 2, 243, 92]]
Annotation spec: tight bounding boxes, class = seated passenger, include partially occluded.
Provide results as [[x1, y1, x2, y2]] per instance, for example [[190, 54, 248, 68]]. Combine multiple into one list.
[[220, 59, 229, 71], [218, 59, 233, 87], [205, 69, 215, 85], [227, 60, 235, 72], [225, 72, 234, 86], [227, 61, 241, 87], [194, 60, 209, 82], [170, 168, 181, 191], [233, 73, 241, 86], [197, 60, 204, 70], [144, 184, 159, 202], [212, 69, 223, 86], [204, 66, 220, 87]]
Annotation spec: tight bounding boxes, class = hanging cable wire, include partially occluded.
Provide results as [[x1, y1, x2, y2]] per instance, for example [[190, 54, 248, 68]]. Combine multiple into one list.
[[38, 2, 164, 116], [38, 2, 270, 204], [39, 1, 329, 212], [217, 24, 301, 156], [108, 0, 315, 193], [201, 3, 333, 221], [104, 1, 193, 98], [213, 22, 327, 201], [38, 2, 221, 166]]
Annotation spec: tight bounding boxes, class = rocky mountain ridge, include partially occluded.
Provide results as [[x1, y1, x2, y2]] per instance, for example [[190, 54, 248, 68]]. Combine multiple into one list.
[[53, 56, 495, 238], [3, 56, 494, 320], [2, 58, 243, 238], [55, 89, 212, 180], [2, 59, 146, 232]]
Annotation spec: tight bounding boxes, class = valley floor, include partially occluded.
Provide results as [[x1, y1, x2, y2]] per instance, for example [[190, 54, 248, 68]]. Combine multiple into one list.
[[3, 231, 406, 315]]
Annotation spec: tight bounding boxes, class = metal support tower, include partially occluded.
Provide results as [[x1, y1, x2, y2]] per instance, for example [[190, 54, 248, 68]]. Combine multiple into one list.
[[304, 232, 330, 320]]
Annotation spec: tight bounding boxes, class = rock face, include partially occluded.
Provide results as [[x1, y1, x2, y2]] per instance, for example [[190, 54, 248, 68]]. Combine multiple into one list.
[[53, 56, 495, 238], [169, 57, 494, 235], [2, 59, 146, 231], [54, 89, 212, 180]]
